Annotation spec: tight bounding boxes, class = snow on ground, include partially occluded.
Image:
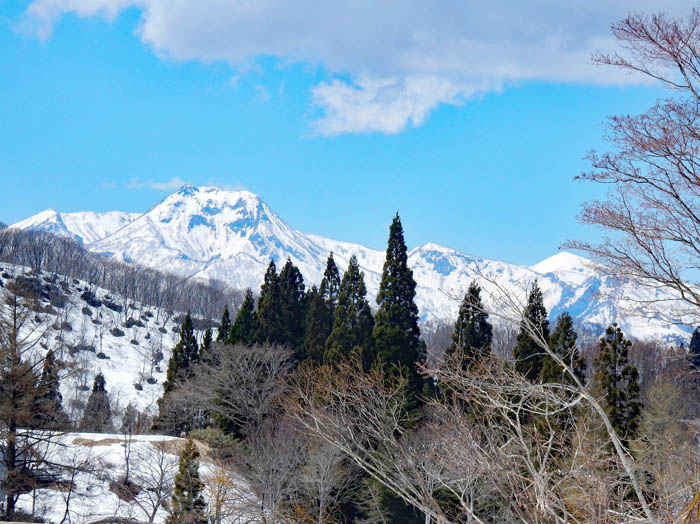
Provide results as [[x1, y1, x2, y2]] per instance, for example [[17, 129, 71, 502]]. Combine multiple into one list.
[[15, 432, 257, 523], [0, 263, 196, 421]]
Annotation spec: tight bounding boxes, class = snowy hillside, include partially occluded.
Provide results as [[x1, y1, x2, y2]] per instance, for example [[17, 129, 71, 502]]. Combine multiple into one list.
[[11, 185, 695, 342], [0, 263, 201, 419], [15, 432, 255, 523]]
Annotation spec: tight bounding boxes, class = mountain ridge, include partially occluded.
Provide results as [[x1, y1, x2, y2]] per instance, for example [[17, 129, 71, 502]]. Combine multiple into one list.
[[10, 184, 693, 342]]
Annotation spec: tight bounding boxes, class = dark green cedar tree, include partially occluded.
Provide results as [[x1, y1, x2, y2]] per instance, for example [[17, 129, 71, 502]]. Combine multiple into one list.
[[278, 259, 307, 352], [324, 255, 374, 367], [540, 312, 586, 385], [166, 438, 207, 524], [229, 289, 259, 345], [513, 282, 550, 382], [255, 260, 284, 345], [216, 306, 231, 342], [446, 281, 492, 369], [593, 323, 642, 446], [372, 214, 426, 377]]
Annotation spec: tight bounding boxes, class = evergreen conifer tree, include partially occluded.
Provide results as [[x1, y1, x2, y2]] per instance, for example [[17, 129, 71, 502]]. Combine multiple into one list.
[[216, 306, 231, 342], [36, 349, 67, 429], [369, 215, 429, 523], [255, 260, 284, 344], [373, 214, 425, 371], [593, 323, 642, 446], [279, 259, 306, 351], [303, 286, 332, 362], [230, 289, 258, 345], [166, 438, 207, 524], [161, 312, 200, 398], [325, 256, 374, 367], [319, 252, 341, 314], [200, 327, 212, 361], [446, 281, 492, 369], [513, 282, 550, 382], [688, 326, 700, 369], [540, 313, 586, 385], [79, 372, 112, 432]]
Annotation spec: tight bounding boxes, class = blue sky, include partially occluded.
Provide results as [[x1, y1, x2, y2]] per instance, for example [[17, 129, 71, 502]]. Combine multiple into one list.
[[0, 1, 692, 265]]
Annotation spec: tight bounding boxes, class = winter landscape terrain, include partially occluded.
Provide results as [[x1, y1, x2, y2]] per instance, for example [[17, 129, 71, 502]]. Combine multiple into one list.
[[11, 185, 694, 342]]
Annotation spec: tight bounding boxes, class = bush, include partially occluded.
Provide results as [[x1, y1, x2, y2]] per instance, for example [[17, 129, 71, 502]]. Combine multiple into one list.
[[110, 328, 125, 337], [124, 317, 145, 328], [81, 306, 92, 317], [81, 291, 102, 308], [104, 300, 123, 313]]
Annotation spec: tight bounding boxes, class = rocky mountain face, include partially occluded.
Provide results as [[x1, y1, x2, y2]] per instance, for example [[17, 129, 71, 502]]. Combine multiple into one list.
[[11, 185, 693, 341]]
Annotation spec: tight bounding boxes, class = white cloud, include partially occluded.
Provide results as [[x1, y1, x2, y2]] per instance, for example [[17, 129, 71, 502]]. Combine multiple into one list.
[[312, 76, 473, 135], [20, 0, 699, 134], [127, 177, 188, 191]]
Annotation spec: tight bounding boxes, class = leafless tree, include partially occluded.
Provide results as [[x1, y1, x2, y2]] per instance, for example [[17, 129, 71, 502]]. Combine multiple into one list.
[[296, 435, 359, 524], [164, 342, 293, 437], [241, 415, 305, 524], [130, 442, 179, 523], [567, 9, 700, 324]]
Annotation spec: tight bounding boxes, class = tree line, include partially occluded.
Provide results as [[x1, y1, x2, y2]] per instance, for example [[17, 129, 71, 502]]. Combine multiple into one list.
[[0, 228, 245, 322]]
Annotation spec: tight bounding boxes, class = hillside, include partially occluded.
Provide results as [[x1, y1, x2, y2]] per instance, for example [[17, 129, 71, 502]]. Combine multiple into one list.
[[0, 262, 197, 418], [14, 432, 255, 523]]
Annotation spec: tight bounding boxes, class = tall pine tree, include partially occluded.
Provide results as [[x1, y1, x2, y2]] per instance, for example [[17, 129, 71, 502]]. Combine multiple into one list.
[[540, 312, 586, 385], [278, 258, 307, 352], [200, 327, 213, 361], [446, 281, 492, 369], [372, 214, 425, 375], [513, 282, 550, 382], [161, 312, 200, 398], [166, 438, 207, 524], [216, 306, 231, 342], [303, 286, 333, 362], [302, 253, 342, 362], [36, 349, 68, 429], [229, 289, 258, 345], [156, 312, 200, 431], [255, 260, 284, 345], [319, 252, 341, 315], [368, 215, 428, 524], [324, 256, 374, 367], [593, 324, 642, 446]]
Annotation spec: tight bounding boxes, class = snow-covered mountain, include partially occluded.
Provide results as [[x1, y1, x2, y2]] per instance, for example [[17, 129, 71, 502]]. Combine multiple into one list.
[[10, 185, 694, 342], [12, 208, 139, 245]]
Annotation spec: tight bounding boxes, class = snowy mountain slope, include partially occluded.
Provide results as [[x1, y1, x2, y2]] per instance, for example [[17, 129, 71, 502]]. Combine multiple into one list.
[[0, 263, 195, 418], [10, 185, 695, 342], [13, 209, 140, 245]]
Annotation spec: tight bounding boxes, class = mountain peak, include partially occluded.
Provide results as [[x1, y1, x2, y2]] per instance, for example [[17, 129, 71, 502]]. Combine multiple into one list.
[[530, 251, 592, 275]]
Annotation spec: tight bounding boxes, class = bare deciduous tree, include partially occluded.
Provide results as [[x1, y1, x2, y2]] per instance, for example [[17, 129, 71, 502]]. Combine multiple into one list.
[[567, 9, 700, 324]]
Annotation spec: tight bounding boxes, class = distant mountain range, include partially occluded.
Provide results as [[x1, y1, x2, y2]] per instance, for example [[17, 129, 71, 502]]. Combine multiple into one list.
[[11, 185, 692, 342]]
